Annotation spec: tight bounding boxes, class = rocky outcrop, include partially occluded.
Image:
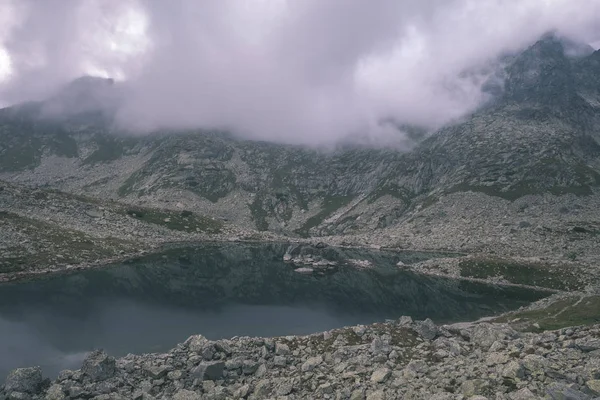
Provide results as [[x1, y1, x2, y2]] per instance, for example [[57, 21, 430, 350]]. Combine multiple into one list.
[[4, 319, 600, 399]]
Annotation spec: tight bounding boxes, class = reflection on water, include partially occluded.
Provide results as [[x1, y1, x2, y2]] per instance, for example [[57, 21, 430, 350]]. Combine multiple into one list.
[[0, 243, 550, 378]]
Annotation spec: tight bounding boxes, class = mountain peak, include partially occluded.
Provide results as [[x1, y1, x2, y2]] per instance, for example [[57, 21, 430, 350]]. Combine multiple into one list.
[[39, 75, 119, 123], [502, 33, 578, 106]]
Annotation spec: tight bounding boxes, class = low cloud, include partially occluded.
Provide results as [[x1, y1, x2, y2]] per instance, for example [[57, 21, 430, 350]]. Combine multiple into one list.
[[0, 0, 599, 145]]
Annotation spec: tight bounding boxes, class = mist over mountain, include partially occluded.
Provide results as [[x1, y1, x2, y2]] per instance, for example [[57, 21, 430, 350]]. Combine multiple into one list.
[[1, 0, 600, 145], [1, 33, 600, 241]]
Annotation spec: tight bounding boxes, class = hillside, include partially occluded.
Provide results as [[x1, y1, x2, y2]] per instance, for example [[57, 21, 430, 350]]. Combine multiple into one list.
[[2, 34, 600, 278]]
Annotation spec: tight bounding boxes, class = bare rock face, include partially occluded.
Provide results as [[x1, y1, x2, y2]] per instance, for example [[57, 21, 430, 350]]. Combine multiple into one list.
[[81, 350, 116, 382]]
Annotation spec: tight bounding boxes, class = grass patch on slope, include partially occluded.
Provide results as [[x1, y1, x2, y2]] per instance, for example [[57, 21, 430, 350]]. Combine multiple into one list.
[[459, 257, 583, 291], [0, 212, 135, 274], [295, 195, 353, 238], [494, 295, 600, 331], [119, 206, 223, 234]]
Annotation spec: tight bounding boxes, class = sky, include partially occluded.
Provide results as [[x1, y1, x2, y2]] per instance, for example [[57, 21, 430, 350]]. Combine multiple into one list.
[[0, 0, 599, 145]]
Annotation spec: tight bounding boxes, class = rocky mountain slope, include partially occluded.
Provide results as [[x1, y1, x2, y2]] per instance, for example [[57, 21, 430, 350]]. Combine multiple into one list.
[[1, 35, 600, 276], [2, 35, 600, 239]]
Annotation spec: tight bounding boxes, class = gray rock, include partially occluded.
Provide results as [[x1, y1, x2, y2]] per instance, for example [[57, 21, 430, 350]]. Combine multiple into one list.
[[545, 382, 591, 400], [190, 361, 225, 381], [586, 380, 600, 394], [55, 371, 73, 383], [275, 380, 293, 396], [301, 356, 322, 372], [85, 210, 103, 218], [185, 335, 210, 353], [233, 384, 250, 399], [502, 361, 525, 380], [370, 368, 391, 383], [143, 364, 170, 379], [275, 343, 290, 356], [7, 392, 31, 400], [510, 388, 537, 399], [366, 390, 386, 400], [44, 385, 65, 400], [461, 379, 489, 397], [414, 318, 437, 340], [242, 361, 259, 375], [470, 324, 518, 350], [81, 350, 116, 381], [4, 367, 43, 394], [172, 389, 202, 400], [252, 379, 271, 398]]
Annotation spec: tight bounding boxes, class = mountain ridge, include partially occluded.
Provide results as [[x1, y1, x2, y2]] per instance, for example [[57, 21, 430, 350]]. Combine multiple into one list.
[[1, 34, 600, 254]]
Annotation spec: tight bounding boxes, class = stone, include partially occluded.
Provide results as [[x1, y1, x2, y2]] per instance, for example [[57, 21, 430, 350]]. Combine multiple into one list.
[[522, 354, 549, 375], [486, 352, 509, 366], [190, 361, 225, 381], [85, 210, 103, 218], [366, 390, 386, 400], [275, 343, 290, 356], [461, 379, 489, 397], [370, 337, 390, 355], [350, 389, 365, 400], [81, 350, 116, 381], [275, 380, 293, 396], [167, 370, 183, 380], [545, 383, 591, 400], [44, 385, 65, 400], [470, 324, 518, 350], [68, 386, 84, 398], [242, 361, 259, 375], [586, 380, 600, 394], [7, 392, 31, 400], [56, 371, 73, 383], [233, 385, 250, 399], [510, 388, 537, 399], [253, 379, 271, 398], [318, 382, 333, 394], [371, 368, 391, 383], [4, 367, 43, 394], [273, 356, 287, 367], [144, 364, 170, 379], [353, 325, 366, 336], [414, 318, 438, 340], [172, 389, 202, 400], [301, 356, 323, 372], [185, 335, 210, 353], [502, 361, 525, 380]]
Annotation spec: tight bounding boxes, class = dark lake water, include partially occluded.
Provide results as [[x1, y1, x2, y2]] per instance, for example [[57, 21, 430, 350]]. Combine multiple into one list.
[[0, 243, 550, 379]]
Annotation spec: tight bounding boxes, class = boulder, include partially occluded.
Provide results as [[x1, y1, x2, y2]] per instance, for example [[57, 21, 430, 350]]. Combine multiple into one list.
[[81, 350, 116, 381], [45, 384, 66, 400], [4, 367, 43, 394], [172, 389, 202, 400], [370, 368, 391, 383], [470, 323, 518, 350], [301, 356, 323, 372], [545, 382, 591, 400], [414, 318, 437, 340], [185, 335, 210, 353], [190, 361, 225, 381]]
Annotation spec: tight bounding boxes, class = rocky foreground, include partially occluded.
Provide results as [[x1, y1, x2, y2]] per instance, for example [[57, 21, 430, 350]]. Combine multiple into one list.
[[3, 317, 600, 400]]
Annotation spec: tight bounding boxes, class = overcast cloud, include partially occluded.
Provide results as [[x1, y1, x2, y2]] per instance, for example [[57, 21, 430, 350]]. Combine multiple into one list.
[[0, 0, 599, 145]]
